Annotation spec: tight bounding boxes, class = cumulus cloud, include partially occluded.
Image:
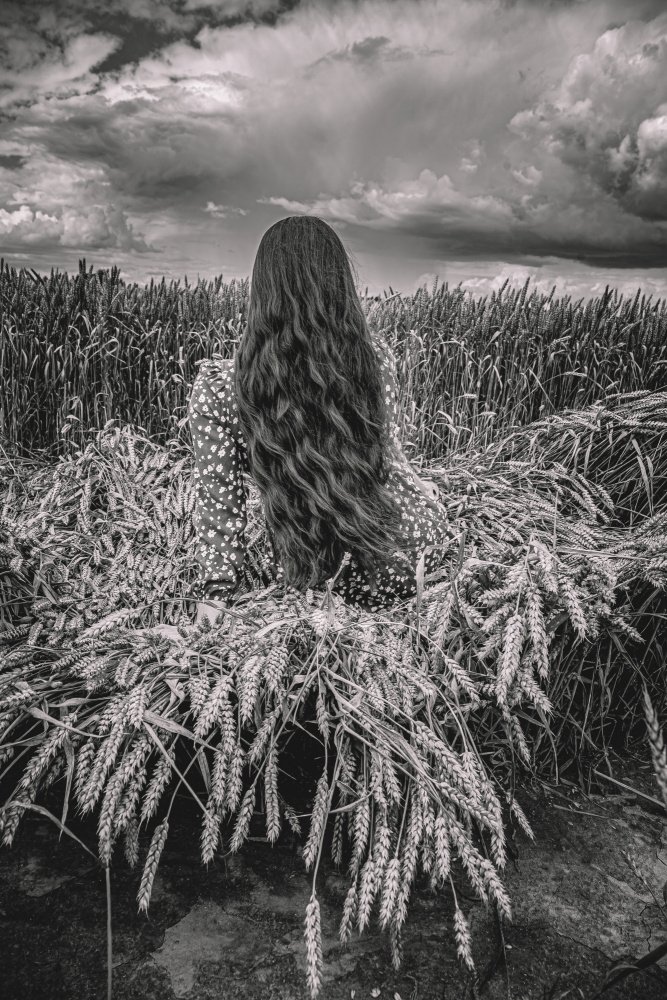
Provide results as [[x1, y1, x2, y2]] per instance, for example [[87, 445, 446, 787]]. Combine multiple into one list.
[[507, 13, 667, 221], [0, 203, 152, 251], [260, 168, 514, 231]]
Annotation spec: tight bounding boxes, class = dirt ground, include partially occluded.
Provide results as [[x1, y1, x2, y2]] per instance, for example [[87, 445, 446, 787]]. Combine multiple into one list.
[[2, 758, 667, 1000]]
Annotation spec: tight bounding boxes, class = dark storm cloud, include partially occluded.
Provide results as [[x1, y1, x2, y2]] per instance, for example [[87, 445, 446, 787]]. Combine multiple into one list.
[[0, 155, 27, 170], [0, 1, 301, 86]]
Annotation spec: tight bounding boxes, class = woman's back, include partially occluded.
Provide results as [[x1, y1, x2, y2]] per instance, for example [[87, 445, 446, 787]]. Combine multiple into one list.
[[188, 327, 451, 610]]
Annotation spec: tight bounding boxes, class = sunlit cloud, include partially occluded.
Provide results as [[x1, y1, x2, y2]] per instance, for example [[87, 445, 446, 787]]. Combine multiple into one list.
[[203, 201, 248, 218], [0, 202, 151, 252]]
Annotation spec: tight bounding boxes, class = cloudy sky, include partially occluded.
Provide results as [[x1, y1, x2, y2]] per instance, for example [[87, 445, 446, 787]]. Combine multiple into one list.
[[1, 0, 667, 302]]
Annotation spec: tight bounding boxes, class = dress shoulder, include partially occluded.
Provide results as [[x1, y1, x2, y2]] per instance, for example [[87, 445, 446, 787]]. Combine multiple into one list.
[[195, 354, 233, 383], [191, 355, 235, 407], [369, 327, 392, 355]]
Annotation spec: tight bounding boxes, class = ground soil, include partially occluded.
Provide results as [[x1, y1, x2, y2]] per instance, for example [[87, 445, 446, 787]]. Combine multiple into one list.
[[2, 756, 667, 1000]]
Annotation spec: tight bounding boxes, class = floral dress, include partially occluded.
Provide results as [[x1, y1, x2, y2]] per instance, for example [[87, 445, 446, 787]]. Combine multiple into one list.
[[187, 332, 452, 611]]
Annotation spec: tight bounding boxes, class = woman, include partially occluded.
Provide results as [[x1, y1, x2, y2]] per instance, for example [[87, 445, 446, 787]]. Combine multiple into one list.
[[188, 216, 451, 624]]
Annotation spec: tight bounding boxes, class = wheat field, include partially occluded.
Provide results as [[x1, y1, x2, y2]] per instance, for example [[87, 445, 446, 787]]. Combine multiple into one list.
[[1, 262, 666, 996], [2, 258, 666, 461]]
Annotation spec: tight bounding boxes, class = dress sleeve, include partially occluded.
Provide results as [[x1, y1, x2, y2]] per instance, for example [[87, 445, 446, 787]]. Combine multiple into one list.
[[187, 359, 250, 600], [370, 330, 417, 481]]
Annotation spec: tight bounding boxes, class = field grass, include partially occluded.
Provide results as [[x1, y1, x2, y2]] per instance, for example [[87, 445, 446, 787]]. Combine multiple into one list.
[[1, 262, 667, 996], [2, 258, 666, 462]]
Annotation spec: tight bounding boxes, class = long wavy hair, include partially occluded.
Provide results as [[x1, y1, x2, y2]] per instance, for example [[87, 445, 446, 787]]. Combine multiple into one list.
[[233, 215, 414, 594]]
